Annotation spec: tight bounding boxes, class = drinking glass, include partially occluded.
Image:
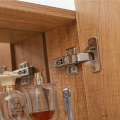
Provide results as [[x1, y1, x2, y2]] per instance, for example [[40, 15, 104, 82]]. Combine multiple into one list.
[[0, 90, 27, 120], [23, 83, 59, 120]]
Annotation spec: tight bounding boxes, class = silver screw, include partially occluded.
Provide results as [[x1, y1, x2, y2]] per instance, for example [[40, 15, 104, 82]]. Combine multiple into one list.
[[89, 39, 93, 44], [56, 60, 61, 65], [68, 67, 71, 73], [92, 66, 96, 72], [72, 67, 76, 71], [71, 50, 74, 55]]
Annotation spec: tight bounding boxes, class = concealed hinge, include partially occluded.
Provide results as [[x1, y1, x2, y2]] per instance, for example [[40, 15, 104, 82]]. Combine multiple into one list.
[[13, 61, 34, 85], [53, 37, 101, 75]]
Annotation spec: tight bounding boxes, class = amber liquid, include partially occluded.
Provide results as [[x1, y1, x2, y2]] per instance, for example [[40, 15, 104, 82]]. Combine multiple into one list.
[[29, 110, 55, 120]]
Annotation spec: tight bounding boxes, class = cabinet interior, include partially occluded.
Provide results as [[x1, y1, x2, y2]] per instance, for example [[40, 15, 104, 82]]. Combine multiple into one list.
[[0, 1, 84, 119]]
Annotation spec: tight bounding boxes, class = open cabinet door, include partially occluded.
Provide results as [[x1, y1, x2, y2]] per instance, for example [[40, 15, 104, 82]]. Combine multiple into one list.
[[74, 0, 120, 120]]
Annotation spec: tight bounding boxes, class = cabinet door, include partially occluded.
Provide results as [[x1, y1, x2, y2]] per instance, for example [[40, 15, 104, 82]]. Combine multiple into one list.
[[75, 0, 120, 120]]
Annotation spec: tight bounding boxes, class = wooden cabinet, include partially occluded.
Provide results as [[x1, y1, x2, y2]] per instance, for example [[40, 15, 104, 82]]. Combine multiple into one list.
[[0, 0, 119, 120]]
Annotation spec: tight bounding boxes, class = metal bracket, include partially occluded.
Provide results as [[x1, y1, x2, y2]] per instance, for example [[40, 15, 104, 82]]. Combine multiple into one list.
[[13, 61, 34, 85], [53, 37, 101, 74], [67, 65, 78, 75], [1, 65, 6, 74], [84, 37, 101, 72], [21, 76, 30, 85]]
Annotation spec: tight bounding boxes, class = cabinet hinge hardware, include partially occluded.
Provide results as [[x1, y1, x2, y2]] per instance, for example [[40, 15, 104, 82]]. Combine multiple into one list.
[[13, 61, 34, 85], [53, 37, 101, 75]]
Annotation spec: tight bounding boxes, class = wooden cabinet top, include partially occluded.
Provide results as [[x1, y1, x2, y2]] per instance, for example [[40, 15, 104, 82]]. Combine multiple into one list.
[[0, 0, 75, 32], [0, 0, 76, 43]]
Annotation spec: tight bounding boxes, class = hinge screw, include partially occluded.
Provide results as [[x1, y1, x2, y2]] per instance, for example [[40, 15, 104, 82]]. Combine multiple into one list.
[[68, 67, 71, 73], [92, 66, 96, 72], [89, 39, 93, 44]]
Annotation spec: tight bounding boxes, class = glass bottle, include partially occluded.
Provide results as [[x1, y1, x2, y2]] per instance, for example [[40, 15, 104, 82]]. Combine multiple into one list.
[[23, 83, 59, 120], [0, 90, 27, 120]]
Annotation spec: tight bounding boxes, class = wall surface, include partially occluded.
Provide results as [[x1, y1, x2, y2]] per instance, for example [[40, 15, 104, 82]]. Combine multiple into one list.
[[74, 0, 120, 120]]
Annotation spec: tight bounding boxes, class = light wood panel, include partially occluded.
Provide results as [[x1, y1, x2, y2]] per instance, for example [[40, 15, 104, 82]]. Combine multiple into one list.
[[75, 0, 120, 119], [0, 28, 41, 43], [45, 21, 88, 120], [0, 0, 75, 32], [12, 34, 49, 91]]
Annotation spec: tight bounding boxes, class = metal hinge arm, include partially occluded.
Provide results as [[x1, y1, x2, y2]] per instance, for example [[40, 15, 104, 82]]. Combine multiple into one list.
[[76, 53, 90, 62], [54, 53, 90, 68]]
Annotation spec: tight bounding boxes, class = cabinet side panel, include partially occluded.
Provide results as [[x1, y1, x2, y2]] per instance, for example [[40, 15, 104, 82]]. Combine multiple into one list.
[[0, 43, 12, 91], [75, 0, 120, 119], [0, 43, 12, 71], [45, 21, 88, 120]]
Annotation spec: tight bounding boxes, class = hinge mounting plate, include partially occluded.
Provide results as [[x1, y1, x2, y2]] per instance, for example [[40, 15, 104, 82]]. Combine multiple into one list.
[[13, 61, 34, 85], [85, 37, 101, 72]]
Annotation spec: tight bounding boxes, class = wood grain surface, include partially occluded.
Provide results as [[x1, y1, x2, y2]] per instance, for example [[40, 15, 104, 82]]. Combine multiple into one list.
[[12, 34, 48, 91], [0, 43, 12, 91], [45, 21, 88, 120], [75, 0, 120, 119], [0, 0, 75, 32], [0, 43, 12, 71], [0, 28, 41, 43]]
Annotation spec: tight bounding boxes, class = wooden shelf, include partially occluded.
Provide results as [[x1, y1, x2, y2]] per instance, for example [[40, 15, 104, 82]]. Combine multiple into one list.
[[0, 0, 76, 32]]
